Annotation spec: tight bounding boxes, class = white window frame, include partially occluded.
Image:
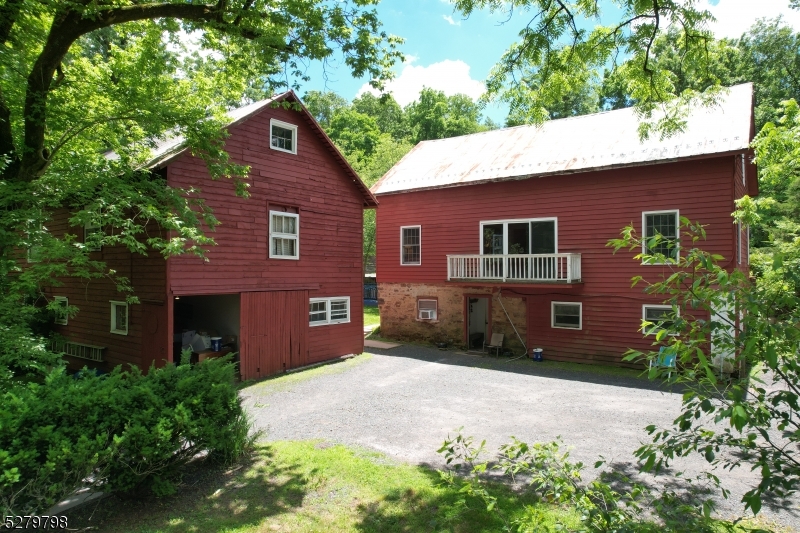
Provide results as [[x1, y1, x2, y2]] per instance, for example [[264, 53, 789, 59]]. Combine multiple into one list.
[[269, 118, 298, 155], [642, 304, 679, 336], [551, 301, 582, 330], [479, 217, 558, 255], [641, 210, 680, 264], [400, 225, 421, 265], [84, 219, 102, 252], [53, 296, 68, 326], [269, 210, 300, 260], [110, 300, 129, 335], [417, 299, 438, 321], [309, 297, 350, 326]]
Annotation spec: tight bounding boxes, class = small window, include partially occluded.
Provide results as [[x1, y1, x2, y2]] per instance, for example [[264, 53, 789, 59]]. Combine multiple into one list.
[[53, 296, 68, 326], [417, 299, 437, 320], [110, 301, 129, 335], [309, 297, 350, 326], [643, 305, 677, 336], [270, 211, 299, 259], [552, 302, 581, 330], [401, 226, 421, 265], [643, 210, 679, 262], [270, 118, 298, 154], [84, 220, 102, 252]]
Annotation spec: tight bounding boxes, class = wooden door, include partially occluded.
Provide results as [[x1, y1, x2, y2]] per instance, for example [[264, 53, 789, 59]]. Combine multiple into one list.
[[140, 302, 168, 373], [240, 291, 309, 380]]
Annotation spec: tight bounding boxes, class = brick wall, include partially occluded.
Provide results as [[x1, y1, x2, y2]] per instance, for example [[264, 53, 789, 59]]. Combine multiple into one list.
[[377, 282, 527, 354]]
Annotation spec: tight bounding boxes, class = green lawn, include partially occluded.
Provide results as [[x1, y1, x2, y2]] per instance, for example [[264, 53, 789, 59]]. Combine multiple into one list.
[[67, 441, 579, 532], [364, 304, 380, 328]]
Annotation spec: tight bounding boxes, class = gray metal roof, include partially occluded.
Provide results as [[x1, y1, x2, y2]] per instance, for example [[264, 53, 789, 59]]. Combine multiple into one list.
[[372, 83, 754, 195]]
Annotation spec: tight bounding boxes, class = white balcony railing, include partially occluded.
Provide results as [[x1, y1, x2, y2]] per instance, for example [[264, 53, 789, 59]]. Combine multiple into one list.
[[447, 253, 581, 283]]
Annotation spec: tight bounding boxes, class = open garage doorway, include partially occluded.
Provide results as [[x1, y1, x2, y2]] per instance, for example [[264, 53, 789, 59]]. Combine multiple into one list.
[[173, 294, 240, 363]]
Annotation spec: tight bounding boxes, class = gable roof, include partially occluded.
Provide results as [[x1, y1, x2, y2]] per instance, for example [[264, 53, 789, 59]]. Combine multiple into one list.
[[141, 91, 378, 207], [372, 83, 755, 196]]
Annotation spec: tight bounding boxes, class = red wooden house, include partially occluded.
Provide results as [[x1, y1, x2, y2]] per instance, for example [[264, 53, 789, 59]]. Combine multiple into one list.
[[44, 91, 377, 380], [372, 83, 757, 365]]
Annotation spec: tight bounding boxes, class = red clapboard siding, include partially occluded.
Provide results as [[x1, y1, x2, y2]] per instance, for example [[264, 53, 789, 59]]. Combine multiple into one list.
[[375, 155, 750, 365]]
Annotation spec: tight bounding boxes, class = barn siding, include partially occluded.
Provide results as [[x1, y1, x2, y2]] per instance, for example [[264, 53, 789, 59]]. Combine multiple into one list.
[[167, 104, 365, 368], [375, 156, 748, 365]]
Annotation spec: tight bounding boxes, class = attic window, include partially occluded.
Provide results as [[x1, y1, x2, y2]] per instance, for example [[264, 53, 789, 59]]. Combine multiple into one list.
[[270, 118, 297, 155]]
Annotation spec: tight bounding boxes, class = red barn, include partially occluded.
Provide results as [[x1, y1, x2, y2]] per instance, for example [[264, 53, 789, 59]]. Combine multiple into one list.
[[372, 83, 757, 366], [44, 91, 377, 379]]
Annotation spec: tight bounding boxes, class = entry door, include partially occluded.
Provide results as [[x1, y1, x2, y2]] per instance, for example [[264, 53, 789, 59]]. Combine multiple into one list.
[[140, 302, 168, 373], [240, 291, 309, 380], [467, 296, 489, 349]]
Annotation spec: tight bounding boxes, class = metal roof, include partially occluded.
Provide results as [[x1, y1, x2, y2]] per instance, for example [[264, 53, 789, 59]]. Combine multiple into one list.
[[372, 83, 754, 196]]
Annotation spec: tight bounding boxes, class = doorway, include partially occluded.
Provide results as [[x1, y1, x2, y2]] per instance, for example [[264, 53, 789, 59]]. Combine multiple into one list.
[[467, 296, 489, 350]]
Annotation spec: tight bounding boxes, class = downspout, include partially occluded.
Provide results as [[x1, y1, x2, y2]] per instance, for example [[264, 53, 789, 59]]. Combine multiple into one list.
[[495, 289, 527, 358]]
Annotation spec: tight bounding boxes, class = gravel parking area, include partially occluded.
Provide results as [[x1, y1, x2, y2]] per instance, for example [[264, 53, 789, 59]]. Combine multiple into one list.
[[242, 345, 798, 530]]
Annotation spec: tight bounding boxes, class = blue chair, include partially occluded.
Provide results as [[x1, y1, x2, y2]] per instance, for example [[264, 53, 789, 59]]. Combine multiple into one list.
[[650, 347, 677, 378]]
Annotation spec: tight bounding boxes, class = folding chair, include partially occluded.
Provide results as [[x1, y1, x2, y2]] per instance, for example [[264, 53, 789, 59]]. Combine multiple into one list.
[[484, 333, 504, 357], [650, 347, 677, 378]]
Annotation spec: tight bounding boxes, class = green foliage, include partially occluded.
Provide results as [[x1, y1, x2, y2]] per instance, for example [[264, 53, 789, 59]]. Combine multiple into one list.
[[437, 432, 739, 532], [405, 88, 488, 143], [0, 357, 253, 516], [608, 217, 800, 515]]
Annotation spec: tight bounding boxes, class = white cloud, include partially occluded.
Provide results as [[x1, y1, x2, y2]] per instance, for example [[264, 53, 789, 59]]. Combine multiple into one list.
[[443, 14, 461, 26], [702, 0, 800, 38], [356, 60, 485, 107]]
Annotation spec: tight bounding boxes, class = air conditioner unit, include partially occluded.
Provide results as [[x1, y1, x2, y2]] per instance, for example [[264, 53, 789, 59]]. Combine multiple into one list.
[[419, 309, 434, 320]]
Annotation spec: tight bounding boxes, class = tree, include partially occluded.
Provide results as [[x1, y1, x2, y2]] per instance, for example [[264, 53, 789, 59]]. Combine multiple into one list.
[[302, 91, 349, 130], [352, 92, 406, 140], [405, 88, 486, 143], [0, 1, 401, 384]]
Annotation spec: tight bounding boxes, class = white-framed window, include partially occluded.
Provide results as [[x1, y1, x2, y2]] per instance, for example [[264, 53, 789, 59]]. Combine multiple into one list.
[[270, 211, 299, 259], [53, 296, 68, 326], [642, 210, 679, 263], [417, 298, 438, 320], [84, 219, 102, 252], [480, 218, 557, 255], [270, 118, 298, 154], [401, 226, 421, 265], [551, 301, 581, 330], [642, 305, 678, 336], [309, 297, 350, 326], [110, 301, 129, 335]]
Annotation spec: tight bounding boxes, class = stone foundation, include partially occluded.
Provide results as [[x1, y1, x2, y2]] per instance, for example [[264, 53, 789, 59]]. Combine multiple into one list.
[[377, 283, 527, 354]]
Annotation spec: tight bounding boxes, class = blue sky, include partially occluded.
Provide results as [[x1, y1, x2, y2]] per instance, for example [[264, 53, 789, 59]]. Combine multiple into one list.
[[296, 0, 800, 124]]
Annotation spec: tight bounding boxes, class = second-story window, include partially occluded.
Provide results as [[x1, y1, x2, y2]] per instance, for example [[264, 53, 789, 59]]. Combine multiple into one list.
[[270, 211, 299, 259], [270, 118, 298, 154], [642, 210, 679, 263], [401, 226, 421, 265]]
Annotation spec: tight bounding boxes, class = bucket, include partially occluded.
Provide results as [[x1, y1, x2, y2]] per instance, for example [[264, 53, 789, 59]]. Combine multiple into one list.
[[532, 348, 543, 362], [210, 337, 222, 352]]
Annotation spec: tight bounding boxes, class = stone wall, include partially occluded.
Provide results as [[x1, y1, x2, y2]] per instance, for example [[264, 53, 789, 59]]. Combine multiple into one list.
[[377, 283, 527, 354]]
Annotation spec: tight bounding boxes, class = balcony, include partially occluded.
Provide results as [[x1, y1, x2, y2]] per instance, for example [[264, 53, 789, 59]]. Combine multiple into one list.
[[447, 253, 581, 284]]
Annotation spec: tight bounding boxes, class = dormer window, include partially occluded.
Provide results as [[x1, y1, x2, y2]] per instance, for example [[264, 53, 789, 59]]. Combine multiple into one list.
[[270, 118, 298, 154]]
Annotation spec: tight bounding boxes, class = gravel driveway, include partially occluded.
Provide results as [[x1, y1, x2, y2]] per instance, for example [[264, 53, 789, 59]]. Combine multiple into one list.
[[241, 345, 798, 530]]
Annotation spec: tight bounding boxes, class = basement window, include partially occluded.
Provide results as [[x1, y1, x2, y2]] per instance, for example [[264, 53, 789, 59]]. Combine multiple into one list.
[[270, 118, 298, 154], [110, 301, 129, 335], [642, 305, 678, 336], [309, 297, 350, 326], [53, 296, 68, 326], [552, 302, 581, 330], [417, 299, 437, 321]]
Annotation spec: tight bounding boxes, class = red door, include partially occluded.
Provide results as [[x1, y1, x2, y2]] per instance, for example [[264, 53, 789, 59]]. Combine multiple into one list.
[[140, 302, 168, 373], [239, 291, 309, 380]]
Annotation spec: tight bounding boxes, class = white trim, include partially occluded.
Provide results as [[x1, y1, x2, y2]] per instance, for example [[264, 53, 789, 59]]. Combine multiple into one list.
[[400, 225, 421, 265], [309, 296, 350, 326], [53, 296, 68, 326], [641, 210, 680, 264], [269, 118, 298, 155], [551, 301, 582, 330], [642, 304, 678, 336], [479, 217, 558, 255], [738, 221, 742, 265], [417, 298, 438, 321], [269, 210, 299, 260], [110, 300, 129, 335]]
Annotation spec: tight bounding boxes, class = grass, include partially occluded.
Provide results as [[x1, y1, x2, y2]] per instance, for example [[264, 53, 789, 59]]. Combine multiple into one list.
[[240, 354, 372, 396], [67, 441, 580, 533], [364, 304, 380, 328]]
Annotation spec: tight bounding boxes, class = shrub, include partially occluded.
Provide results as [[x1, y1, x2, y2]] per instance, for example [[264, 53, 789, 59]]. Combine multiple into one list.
[[0, 356, 253, 516]]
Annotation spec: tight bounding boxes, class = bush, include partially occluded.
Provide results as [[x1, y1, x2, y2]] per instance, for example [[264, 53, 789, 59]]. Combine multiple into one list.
[[0, 356, 253, 516]]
